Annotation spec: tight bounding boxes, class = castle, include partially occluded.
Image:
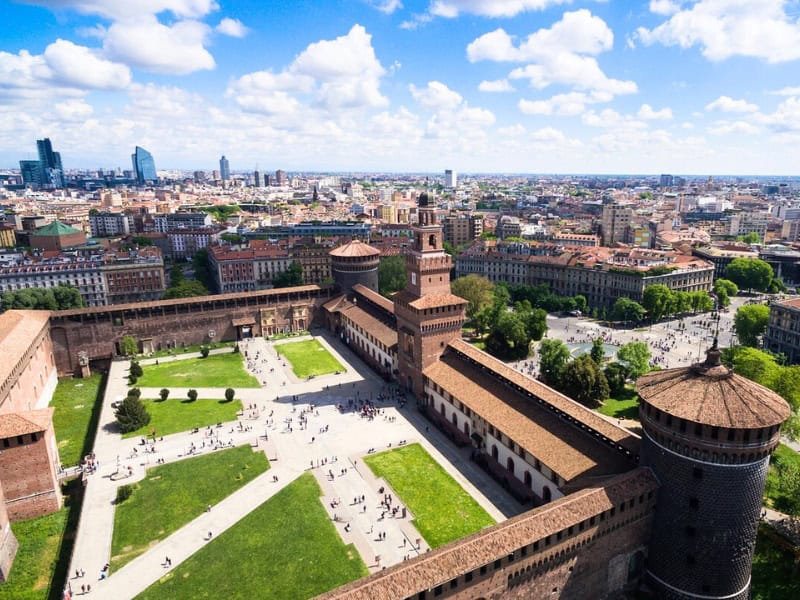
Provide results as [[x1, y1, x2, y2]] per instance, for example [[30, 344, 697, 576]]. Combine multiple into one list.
[[0, 193, 791, 598]]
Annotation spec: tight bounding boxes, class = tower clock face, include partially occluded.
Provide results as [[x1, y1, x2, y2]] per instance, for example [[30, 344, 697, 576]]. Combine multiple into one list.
[[411, 272, 417, 285]]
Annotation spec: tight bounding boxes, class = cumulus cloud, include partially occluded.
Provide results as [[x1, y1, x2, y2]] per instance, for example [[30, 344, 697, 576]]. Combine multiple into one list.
[[216, 17, 248, 38], [649, 0, 681, 16], [478, 79, 514, 92], [708, 120, 761, 136], [637, 103, 673, 120], [638, 0, 800, 63], [705, 96, 758, 113], [410, 81, 464, 111], [518, 91, 611, 116], [767, 86, 800, 96], [228, 25, 387, 116], [54, 98, 94, 121], [409, 80, 495, 139], [468, 11, 636, 98], [27, 0, 220, 20], [429, 0, 570, 18], [370, 0, 403, 13]]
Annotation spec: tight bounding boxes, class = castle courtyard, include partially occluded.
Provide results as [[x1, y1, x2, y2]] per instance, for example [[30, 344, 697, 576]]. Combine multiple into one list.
[[65, 331, 517, 599]]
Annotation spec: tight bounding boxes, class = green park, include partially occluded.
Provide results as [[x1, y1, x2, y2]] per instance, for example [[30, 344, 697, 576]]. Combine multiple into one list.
[[137, 473, 368, 600], [133, 352, 260, 388], [275, 339, 344, 378], [364, 443, 496, 548], [121, 398, 243, 439]]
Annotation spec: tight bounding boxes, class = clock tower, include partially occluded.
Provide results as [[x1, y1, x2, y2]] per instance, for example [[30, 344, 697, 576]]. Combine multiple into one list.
[[393, 192, 466, 397]]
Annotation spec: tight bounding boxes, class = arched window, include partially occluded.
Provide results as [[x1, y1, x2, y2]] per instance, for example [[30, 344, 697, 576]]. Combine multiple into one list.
[[507, 457, 515, 474], [542, 486, 552, 503], [491, 445, 499, 461], [524, 471, 532, 489], [463, 421, 470, 436], [451, 413, 458, 427], [429, 234, 436, 248]]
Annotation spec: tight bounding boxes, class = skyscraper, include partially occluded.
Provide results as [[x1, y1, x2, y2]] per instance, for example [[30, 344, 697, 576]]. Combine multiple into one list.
[[35, 138, 63, 187], [219, 156, 230, 181], [131, 146, 157, 184], [444, 169, 457, 188], [275, 169, 287, 186], [253, 170, 263, 188], [19, 160, 43, 187]]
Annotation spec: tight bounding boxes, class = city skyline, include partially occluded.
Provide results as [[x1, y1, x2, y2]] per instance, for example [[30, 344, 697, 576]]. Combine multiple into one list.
[[2, 1, 800, 174]]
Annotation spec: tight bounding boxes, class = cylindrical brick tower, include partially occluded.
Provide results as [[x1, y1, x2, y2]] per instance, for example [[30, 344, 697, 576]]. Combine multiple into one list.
[[329, 240, 381, 296], [636, 344, 791, 600]]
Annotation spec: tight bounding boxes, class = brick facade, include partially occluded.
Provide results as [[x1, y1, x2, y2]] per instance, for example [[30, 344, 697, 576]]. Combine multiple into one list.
[[0, 485, 18, 582]]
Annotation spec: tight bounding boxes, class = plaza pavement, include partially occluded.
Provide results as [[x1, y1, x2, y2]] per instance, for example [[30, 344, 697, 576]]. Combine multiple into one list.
[[66, 331, 519, 599]]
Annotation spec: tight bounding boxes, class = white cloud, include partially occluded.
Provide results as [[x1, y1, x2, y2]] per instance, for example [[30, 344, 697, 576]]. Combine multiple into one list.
[[637, 103, 673, 120], [44, 39, 131, 89], [478, 79, 514, 93], [638, 0, 800, 63], [370, 0, 403, 14], [768, 86, 800, 96], [530, 126, 566, 142], [582, 108, 647, 130], [54, 99, 94, 121], [429, 0, 570, 18], [28, 0, 220, 20], [215, 17, 248, 38], [518, 91, 610, 116], [410, 81, 463, 111], [753, 96, 800, 133], [649, 0, 681, 16], [708, 120, 761, 136], [705, 96, 758, 113], [103, 16, 214, 75], [468, 11, 636, 98]]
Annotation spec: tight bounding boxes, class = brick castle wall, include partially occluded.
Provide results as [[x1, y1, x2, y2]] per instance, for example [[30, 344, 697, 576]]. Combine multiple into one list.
[[0, 484, 18, 582], [0, 428, 62, 521]]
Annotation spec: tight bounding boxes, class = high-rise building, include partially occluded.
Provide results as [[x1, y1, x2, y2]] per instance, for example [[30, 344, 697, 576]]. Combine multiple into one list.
[[253, 170, 263, 188], [19, 160, 43, 187], [36, 138, 63, 187], [131, 146, 157, 184], [275, 169, 287, 186], [601, 202, 633, 246], [219, 155, 230, 181], [660, 174, 674, 188], [444, 169, 457, 188]]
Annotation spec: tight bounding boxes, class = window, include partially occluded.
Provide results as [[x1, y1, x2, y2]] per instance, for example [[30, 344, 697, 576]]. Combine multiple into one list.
[[480, 565, 487, 576], [494, 559, 501, 569], [434, 585, 443, 596], [450, 580, 457, 590], [465, 571, 473, 582]]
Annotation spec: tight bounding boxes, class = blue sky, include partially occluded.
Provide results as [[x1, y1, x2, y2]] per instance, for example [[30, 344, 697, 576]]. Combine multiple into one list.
[[1, 0, 799, 174]]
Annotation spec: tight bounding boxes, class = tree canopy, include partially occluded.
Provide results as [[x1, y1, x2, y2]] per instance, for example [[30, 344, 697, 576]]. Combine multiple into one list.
[[641, 285, 714, 320], [610, 297, 645, 323], [378, 255, 406, 298], [272, 261, 304, 288], [733, 304, 770, 347], [120, 335, 138, 357], [115, 394, 151, 434], [617, 341, 652, 379], [451, 275, 494, 322], [560, 355, 610, 407], [590, 337, 606, 364], [725, 257, 774, 292], [537, 339, 571, 386], [162, 279, 209, 299], [1, 285, 84, 311], [713, 279, 739, 308]]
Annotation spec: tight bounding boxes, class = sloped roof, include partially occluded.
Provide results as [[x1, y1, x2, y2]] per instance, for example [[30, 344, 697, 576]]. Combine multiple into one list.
[[329, 239, 381, 258], [352, 284, 394, 315], [33, 220, 82, 236], [0, 310, 51, 388], [636, 349, 791, 429], [0, 408, 53, 438]]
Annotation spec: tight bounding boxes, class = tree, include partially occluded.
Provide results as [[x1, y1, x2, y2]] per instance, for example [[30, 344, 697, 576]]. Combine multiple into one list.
[[734, 304, 770, 347], [590, 337, 606, 364], [523, 307, 548, 342], [128, 387, 142, 399], [451, 275, 494, 322], [485, 311, 531, 360], [115, 395, 151, 433], [725, 257, 774, 292], [273, 261, 304, 288], [200, 346, 210, 358], [163, 280, 209, 299], [51, 285, 84, 309], [642, 285, 675, 321], [131, 236, 154, 247], [738, 232, 761, 244], [560, 355, 610, 407], [610, 297, 645, 323], [170, 264, 184, 286], [159, 388, 170, 401], [187, 389, 198, 402], [1, 285, 83, 311], [120, 335, 138, 357], [604, 362, 628, 396], [537, 339, 571, 386], [714, 279, 739, 308], [130, 361, 143, 378], [220, 233, 245, 244], [378, 255, 406, 298], [192, 248, 213, 290], [225, 388, 235, 402], [574, 295, 588, 312], [617, 341, 652, 379]]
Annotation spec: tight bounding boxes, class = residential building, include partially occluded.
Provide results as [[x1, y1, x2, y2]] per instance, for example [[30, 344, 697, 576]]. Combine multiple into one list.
[[153, 212, 212, 232], [442, 212, 483, 247], [131, 146, 157, 184], [378, 204, 397, 224], [89, 212, 132, 237], [601, 203, 633, 246], [444, 169, 457, 188], [275, 169, 287, 186], [497, 215, 522, 239], [764, 297, 800, 363], [165, 228, 220, 260], [692, 245, 758, 280], [729, 211, 769, 241], [207, 242, 292, 293]]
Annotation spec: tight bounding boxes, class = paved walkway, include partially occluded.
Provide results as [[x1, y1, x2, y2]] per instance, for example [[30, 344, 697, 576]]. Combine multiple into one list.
[[66, 331, 521, 599]]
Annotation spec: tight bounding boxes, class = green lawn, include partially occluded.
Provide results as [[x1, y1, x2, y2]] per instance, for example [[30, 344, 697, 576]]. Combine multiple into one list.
[[51, 374, 106, 467], [752, 525, 800, 599], [0, 481, 83, 600], [764, 444, 800, 516], [111, 445, 269, 570], [275, 339, 344, 379], [596, 387, 640, 420], [363, 443, 496, 548], [121, 399, 243, 439], [140, 341, 236, 360], [137, 472, 367, 600], [133, 352, 259, 388]]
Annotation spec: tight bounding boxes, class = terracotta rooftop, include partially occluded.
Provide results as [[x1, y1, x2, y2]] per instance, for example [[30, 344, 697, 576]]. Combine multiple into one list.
[[340, 303, 398, 348], [773, 297, 800, 310], [636, 349, 791, 429], [407, 293, 468, 310], [0, 310, 51, 389], [352, 284, 394, 315], [51, 285, 325, 317], [0, 408, 53, 438], [449, 339, 640, 455], [329, 240, 381, 258], [425, 349, 635, 483], [315, 467, 657, 600]]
